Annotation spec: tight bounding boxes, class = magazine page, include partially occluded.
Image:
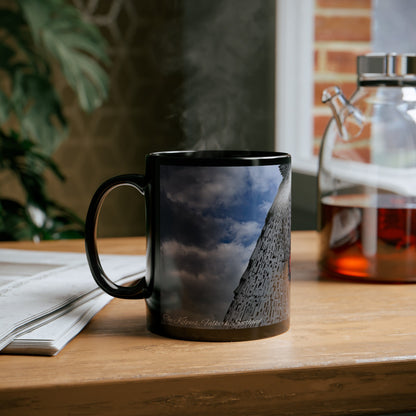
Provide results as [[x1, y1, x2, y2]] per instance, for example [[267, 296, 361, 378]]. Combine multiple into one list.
[[0, 249, 146, 354]]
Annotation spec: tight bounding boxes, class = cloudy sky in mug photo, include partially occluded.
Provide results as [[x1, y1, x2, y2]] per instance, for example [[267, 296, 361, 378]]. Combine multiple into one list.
[[159, 164, 284, 320]]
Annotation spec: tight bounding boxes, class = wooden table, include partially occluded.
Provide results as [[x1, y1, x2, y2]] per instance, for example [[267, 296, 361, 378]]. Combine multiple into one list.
[[1, 231, 416, 416]]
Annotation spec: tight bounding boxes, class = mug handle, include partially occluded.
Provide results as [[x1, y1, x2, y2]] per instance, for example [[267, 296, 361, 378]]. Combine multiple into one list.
[[85, 174, 150, 299]]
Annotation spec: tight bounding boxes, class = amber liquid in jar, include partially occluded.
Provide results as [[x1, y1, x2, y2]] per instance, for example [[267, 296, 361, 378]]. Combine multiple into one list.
[[320, 194, 416, 282]]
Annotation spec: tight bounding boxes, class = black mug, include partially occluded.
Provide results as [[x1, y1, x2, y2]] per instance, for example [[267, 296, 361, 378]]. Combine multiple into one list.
[[85, 150, 291, 341]]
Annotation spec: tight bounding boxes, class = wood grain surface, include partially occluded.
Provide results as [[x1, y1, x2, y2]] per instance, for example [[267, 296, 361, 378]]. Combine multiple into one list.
[[1, 231, 416, 415]]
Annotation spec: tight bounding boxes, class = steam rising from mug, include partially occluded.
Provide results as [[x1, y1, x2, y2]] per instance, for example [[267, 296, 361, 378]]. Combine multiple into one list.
[[176, 0, 275, 150]]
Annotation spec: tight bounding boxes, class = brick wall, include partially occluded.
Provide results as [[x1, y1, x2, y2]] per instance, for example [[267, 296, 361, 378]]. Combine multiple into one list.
[[313, 0, 372, 155]]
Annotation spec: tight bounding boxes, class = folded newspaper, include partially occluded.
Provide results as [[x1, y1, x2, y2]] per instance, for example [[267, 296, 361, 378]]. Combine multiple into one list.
[[0, 249, 145, 356]]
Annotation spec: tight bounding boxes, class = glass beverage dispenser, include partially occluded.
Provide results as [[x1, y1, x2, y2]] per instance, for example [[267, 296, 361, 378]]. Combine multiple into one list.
[[319, 53, 416, 282]]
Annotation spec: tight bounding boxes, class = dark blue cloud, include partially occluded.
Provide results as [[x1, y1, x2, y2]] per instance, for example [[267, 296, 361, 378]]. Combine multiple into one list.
[[160, 165, 281, 247]]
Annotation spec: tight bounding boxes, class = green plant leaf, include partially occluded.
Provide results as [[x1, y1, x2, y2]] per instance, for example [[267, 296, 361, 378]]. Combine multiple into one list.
[[0, 7, 46, 73], [0, 9, 28, 51], [0, 0, 107, 241], [0, 129, 85, 241], [0, 43, 15, 71], [19, 73, 67, 154], [0, 198, 33, 241], [0, 91, 10, 124], [18, 0, 110, 113], [0, 129, 63, 206], [0, 9, 25, 34]]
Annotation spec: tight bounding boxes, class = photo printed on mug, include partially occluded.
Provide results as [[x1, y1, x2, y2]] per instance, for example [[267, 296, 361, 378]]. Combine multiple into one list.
[[155, 162, 291, 332]]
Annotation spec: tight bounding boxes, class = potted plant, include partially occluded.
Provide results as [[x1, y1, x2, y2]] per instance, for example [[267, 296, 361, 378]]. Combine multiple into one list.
[[0, 0, 109, 240]]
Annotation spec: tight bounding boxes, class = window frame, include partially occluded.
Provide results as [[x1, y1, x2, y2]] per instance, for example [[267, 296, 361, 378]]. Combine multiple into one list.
[[275, 0, 318, 175]]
